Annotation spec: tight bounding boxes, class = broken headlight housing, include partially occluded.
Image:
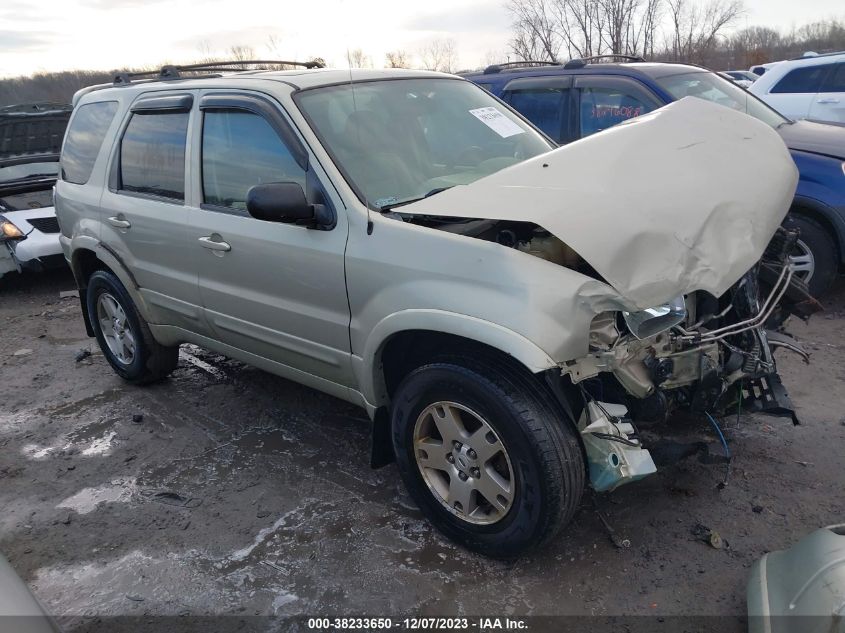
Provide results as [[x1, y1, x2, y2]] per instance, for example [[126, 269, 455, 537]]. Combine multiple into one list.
[[0, 216, 25, 242], [622, 295, 686, 340]]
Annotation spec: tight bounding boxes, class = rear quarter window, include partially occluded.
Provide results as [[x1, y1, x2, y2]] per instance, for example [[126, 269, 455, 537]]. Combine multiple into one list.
[[60, 101, 118, 185]]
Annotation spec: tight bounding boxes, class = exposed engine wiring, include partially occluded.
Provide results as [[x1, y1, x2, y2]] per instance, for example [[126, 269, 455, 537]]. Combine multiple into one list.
[[717, 338, 774, 372], [674, 263, 792, 343], [705, 411, 731, 488]]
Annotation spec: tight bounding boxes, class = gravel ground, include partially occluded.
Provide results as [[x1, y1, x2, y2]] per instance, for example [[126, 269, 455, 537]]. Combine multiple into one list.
[[1, 268, 843, 630]]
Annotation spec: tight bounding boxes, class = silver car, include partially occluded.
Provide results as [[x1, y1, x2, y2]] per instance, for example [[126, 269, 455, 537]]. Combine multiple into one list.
[[56, 62, 810, 556]]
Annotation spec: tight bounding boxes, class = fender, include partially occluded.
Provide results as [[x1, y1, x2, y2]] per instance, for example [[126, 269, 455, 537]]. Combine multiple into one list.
[[68, 235, 156, 326], [354, 308, 558, 407]]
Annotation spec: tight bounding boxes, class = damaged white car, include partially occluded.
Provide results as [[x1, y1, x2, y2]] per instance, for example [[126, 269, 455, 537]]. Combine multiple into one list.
[[58, 67, 817, 557], [0, 103, 71, 280]]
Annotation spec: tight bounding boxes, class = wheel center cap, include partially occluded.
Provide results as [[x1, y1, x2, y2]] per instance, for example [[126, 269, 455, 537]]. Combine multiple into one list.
[[456, 455, 468, 470]]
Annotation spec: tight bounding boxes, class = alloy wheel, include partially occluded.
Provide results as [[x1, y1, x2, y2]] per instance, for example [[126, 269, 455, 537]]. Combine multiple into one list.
[[413, 401, 515, 525], [96, 292, 136, 365]]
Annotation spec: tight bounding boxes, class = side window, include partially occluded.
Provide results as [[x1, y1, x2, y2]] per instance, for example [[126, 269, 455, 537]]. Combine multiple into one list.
[[120, 112, 188, 201], [201, 110, 306, 211], [771, 65, 831, 94], [820, 63, 845, 93], [579, 85, 655, 138], [61, 101, 118, 185], [506, 88, 568, 142]]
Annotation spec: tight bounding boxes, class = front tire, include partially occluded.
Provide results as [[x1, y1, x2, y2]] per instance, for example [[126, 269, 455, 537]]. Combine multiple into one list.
[[86, 270, 179, 384], [390, 358, 584, 557]]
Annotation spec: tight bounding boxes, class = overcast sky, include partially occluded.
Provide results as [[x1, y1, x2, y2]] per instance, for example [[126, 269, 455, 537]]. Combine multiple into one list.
[[1, 0, 843, 78]]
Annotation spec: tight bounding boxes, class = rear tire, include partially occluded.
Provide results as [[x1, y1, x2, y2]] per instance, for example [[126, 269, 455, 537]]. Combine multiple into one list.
[[785, 214, 838, 297], [390, 357, 584, 557], [86, 270, 178, 384]]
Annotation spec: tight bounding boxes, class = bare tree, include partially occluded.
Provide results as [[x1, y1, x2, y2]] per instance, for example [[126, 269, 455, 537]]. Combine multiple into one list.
[[666, 0, 743, 64], [508, 0, 561, 61], [347, 48, 372, 68], [508, 0, 661, 61], [419, 38, 459, 72], [385, 50, 410, 68], [229, 45, 256, 68]]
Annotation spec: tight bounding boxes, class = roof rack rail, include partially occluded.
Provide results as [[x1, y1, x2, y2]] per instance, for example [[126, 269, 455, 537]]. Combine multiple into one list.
[[563, 54, 645, 69], [113, 59, 325, 86], [788, 49, 845, 60], [483, 61, 561, 75]]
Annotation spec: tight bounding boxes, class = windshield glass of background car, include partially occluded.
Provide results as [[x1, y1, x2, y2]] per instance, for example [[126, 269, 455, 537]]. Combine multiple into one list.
[[0, 161, 59, 182], [296, 78, 552, 209], [655, 72, 788, 128]]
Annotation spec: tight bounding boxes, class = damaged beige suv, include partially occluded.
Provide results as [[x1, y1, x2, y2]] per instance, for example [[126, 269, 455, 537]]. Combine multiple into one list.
[[57, 63, 814, 556]]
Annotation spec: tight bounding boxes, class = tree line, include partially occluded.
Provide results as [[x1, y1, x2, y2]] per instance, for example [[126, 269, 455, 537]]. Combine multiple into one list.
[[508, 0, 845, 69], [1, 9, 843, 107]]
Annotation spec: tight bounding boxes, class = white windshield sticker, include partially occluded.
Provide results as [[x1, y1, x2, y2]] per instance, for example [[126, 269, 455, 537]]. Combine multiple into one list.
[[468, 107, 525, 138]]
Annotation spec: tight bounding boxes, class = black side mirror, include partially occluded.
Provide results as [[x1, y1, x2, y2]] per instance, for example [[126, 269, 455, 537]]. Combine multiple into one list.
[[246, 182, 334, 229]]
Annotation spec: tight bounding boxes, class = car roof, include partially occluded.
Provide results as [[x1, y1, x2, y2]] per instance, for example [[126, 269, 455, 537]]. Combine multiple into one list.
[[75, 67, 457, 105], [749, 52, 845, 92], [462, 61, 708, 82]]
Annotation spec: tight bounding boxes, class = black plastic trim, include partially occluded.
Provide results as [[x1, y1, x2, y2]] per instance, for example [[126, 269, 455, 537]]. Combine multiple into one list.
[[130, 94, 194, 113]]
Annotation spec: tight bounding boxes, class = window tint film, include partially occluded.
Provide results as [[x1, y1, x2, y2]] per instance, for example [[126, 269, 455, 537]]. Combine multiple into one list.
[[821, 63, 845, 93], [771, 65, 830, 94], [507, 88, 567, 142], [579, 87, 654, 137], [120, 112, 188, 200], [202, 110, 305, 210], [61, 101, 118, 184]]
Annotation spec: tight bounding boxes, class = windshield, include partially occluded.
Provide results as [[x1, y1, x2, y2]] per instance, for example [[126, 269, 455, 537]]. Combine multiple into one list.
[[296, 78, 553, 209], [0, 160, 60, 183], [655, 71, 789, 128]]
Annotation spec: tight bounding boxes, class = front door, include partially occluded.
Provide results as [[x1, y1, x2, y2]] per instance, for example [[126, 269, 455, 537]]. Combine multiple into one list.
[[186, 92, 353, 387]]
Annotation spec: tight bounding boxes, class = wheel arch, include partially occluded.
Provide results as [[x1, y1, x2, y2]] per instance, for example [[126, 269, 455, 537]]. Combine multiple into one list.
[[69, 240, 155, 333], [790, 196, 844, 266], [359, 310, 558, 409]]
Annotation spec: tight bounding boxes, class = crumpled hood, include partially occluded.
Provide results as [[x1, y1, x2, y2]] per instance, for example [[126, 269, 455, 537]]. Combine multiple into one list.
[[403, 97, 798, 309]]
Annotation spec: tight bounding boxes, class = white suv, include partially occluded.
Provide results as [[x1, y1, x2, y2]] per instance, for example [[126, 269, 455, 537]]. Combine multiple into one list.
[[749, 52, 845, 124]]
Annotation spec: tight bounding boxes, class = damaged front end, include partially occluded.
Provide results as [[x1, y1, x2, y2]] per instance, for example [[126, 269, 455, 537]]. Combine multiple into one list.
[[400, 97, 816, 493], [564, 226, 821, 491]]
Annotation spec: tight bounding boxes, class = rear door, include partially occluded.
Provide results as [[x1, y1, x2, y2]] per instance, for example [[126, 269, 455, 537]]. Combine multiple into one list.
[[501, 75, 574, 144], [573, 75, 661, 139], [99, 92, 208, 335], [807, 62, 845, 124], [765, 63, 832, 121], [186, 91, 352, 387]]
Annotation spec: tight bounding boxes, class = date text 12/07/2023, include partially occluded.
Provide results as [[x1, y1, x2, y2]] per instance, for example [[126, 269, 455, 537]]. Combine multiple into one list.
[[306, 617, 529, 630]]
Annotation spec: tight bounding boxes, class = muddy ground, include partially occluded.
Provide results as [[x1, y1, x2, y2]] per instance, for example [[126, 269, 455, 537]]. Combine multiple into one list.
[[1, 268, 843, 629]]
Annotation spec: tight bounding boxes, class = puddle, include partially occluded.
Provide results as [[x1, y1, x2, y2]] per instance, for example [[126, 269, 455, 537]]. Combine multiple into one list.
[[56, 478, 136, 514], [271, 590, 298, 612], [22, 443, 55, 459], [179, 347, 228, 380], [228, 506, 304, 562], [81, 431, 117, 456]]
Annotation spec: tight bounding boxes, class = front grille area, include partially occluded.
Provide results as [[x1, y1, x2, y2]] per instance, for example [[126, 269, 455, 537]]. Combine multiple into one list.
[[27, 216, 60, 233]]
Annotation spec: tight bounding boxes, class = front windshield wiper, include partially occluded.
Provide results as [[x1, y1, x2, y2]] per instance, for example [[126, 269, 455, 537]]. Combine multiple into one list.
[[379, 186, 454, 212]]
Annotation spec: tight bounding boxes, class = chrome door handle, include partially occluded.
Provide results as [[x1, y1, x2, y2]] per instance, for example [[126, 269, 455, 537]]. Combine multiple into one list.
[[817, 98, 840, 104], [198, 236, 231, 252], [107, 216, 131, 229]]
